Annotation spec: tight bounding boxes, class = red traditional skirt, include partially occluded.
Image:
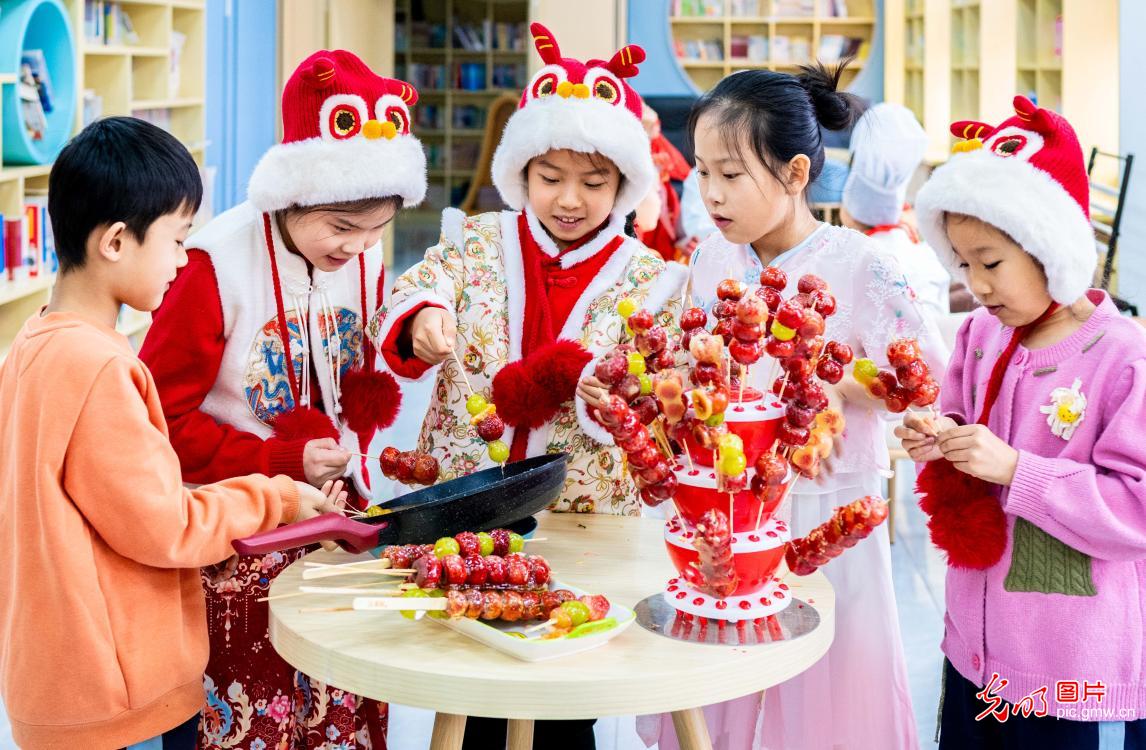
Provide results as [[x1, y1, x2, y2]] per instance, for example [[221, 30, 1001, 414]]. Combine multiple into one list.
[[198, 548, 388, 749]]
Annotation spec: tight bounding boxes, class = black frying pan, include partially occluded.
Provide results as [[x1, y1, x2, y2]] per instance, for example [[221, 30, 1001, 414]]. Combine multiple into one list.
[[233, 453, 568, 555]]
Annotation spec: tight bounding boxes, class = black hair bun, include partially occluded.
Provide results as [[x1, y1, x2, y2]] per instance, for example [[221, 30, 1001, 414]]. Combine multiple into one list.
[[797, 59, 866, 132]]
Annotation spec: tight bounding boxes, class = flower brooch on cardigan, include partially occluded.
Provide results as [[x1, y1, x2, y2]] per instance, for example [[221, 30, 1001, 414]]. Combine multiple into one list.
[[1039, 377, 1087, 440]]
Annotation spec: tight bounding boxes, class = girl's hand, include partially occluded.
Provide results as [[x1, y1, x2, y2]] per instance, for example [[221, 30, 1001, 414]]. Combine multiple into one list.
[[936, 424, 1020, 485], [409, 307, 457, 365], [293, 479, 346, 521], [577, 375, 610, 410], [295, 479, 349, 551], [303, 438, 351, 486], [894, 413, 957, 463]]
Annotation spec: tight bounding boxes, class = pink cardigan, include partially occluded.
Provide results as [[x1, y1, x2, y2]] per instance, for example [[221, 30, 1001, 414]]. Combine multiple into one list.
[[939, 290, 1146, 718]]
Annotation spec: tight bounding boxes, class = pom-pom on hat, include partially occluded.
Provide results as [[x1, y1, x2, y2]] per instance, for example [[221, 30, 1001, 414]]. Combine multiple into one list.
[[914, 95, 1095, 304], [491, 24, 657, 217], [248, 49, 427, 212]]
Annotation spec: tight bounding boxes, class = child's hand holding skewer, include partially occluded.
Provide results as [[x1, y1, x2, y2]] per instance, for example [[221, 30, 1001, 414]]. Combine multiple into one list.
[[895, 413, 957, 463]]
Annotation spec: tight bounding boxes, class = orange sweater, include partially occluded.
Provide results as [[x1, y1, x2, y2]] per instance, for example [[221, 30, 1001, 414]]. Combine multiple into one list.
[[0, 312, 300, 750]]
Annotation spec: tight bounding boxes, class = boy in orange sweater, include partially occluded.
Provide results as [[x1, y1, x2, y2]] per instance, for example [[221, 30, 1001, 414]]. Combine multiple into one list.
[[0, 117, 341, 750]]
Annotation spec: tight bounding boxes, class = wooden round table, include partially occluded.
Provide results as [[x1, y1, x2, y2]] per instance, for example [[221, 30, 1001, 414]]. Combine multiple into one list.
[[268, 512, 834, 750]]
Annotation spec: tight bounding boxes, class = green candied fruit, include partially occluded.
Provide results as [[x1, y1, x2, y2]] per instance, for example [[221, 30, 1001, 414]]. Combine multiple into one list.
[[465, 393, 489, 416], [433, 537, 460, 558], [566, 617, 618, 639], [560, 600, 591, 628], [476, 532, 495, 556], [400, 587, 429, 620], [508, 532, 525, 553]]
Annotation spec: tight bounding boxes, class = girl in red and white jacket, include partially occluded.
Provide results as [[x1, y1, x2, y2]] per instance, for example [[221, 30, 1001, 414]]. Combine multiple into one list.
[[140, 50, 425, 749]]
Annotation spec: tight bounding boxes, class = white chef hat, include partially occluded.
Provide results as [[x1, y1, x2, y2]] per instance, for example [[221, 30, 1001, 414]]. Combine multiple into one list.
[[842, 103, 928, 227]]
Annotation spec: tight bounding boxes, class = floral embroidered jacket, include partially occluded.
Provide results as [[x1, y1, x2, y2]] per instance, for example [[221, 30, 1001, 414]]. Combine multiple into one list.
[[374, 209, 687, 515]]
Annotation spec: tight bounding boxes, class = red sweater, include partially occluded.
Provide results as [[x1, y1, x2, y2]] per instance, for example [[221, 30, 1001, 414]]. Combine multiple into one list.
[[139, 249, 385, 485]]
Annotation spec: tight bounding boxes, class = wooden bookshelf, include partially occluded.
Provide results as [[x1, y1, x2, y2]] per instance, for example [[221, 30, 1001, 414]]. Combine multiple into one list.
[[669, 0, 877, 95], [394, 0, 530, 222], [0, 0, 207, 360], [1016, 0, 1063, 113], [949, 0, 979, 123], [885, 0, 1114, 165]]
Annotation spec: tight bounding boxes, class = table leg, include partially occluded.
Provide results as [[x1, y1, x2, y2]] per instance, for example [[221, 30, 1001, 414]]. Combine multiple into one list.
[[507, 718, 534, 750], [671, 708, 714, 750], [429, 713, 467, 750]]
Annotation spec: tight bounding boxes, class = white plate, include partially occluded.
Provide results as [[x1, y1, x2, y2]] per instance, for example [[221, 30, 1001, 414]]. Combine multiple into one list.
[[429, 581, 636, 662]]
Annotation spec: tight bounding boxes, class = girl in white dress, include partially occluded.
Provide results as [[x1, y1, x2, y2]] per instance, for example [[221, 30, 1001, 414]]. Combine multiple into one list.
[[640, 64, 947, 750]]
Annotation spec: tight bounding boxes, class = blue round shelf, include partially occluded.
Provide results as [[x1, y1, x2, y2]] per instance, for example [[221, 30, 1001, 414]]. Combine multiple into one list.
[[0, 0, 77, 165]]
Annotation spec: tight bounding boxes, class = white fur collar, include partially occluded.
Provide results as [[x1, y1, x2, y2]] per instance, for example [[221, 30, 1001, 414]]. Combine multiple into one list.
[[523, 208, 629, 269]]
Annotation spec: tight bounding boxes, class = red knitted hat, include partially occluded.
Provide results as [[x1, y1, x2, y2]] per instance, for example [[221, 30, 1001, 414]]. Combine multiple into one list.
[[915, 95, 1095, 304], [248, 49, 427, 212], [491, 23, 656, 217]]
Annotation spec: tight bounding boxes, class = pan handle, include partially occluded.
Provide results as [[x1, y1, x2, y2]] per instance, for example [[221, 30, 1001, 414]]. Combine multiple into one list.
[[232, 513, 383, 556]]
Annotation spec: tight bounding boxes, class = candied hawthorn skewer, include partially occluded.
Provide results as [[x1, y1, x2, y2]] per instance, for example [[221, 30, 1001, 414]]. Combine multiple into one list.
[[784, 495, 889, 576]]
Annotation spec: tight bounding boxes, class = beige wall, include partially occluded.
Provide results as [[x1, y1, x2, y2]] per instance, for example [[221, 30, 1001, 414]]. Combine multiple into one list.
[[528, 0, 624, 71]]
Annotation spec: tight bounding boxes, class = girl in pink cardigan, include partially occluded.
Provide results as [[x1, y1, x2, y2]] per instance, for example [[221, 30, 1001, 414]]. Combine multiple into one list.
[[898, 96, 1146, 749]]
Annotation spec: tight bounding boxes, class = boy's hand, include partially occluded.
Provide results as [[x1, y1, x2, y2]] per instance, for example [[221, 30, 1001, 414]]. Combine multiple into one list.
[[577, 375, 610, 410], [295, 479, 349, 551], [894, 413, 957, 463], [409, 308, 456, 365], [937, 424, 1019, 486], [303, 438, 350, 486]]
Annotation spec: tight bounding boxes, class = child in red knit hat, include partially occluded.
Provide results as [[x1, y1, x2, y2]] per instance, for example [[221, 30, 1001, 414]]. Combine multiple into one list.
[[139, 50, 426, 749], [901, 96, 1146, 748], [376, 24, 687, 518]]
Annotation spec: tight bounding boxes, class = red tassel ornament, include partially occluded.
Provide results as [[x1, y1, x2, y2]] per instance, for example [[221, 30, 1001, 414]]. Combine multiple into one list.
[[271, 405, 339, 442], [491, 359, 546, 428], [339, 368, 402, 433], [492, 339, 591, 428], [916, 459, 1008, 569]]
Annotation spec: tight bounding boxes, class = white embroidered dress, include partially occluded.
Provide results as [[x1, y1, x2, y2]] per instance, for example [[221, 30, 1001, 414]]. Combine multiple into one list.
[[642, 223, 945, 750]]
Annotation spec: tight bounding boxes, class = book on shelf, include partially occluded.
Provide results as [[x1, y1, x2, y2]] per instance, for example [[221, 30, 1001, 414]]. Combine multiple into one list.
[[827, 0, 849, 17], [677, 38, 724, 61], [170, 30, 187, 98], [817, 35, 865, 63], [772, 35, 811, 63], [82, 89, 103, 127], [672, 0, 724, 17], [84, 2, 139, 46], [730, 35, 768, 62], [20, 50, 54, 114], [4, 218, 23, 283], [132, 107, 173, 132], [729, 0, 762, 17], [17, 63, 47, 142], [774, 0, 815, 17], [454, 24, 485, 52]]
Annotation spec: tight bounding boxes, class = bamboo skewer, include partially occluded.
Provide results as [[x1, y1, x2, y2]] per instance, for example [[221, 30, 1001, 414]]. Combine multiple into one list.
[[451, 349, 475, 398], [304, 561, 389, 573], [258, 579, 401, 603], [300, 596, 450, 614], [302, 566, 414, 581], [298, 585, 408, 596]]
